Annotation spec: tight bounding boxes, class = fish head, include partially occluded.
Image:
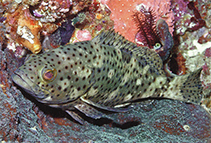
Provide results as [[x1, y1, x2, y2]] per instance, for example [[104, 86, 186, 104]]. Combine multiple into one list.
[[12, 54, 58, 103]]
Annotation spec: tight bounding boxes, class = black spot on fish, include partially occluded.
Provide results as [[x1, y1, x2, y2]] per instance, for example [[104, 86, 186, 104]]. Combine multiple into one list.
[[58, 86, 62, 91], [74, 71, 77, 75], [75, 78, 79, 82], [77, 87, 81, 91]]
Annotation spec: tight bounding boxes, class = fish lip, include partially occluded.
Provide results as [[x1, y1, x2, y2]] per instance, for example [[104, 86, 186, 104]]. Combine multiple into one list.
[[12, 69, 35, 95], [12, 69, 47, 99]]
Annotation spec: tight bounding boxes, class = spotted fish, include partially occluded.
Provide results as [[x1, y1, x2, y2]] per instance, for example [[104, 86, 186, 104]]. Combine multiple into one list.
[[12, 30, 203, 124]]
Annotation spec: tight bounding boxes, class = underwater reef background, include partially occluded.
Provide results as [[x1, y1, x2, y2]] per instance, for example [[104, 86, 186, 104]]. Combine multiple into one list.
[[0, 0, 211, 142]]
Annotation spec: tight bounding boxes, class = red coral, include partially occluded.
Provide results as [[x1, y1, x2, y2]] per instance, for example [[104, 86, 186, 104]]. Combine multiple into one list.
[[106, 0, 174, 42], [176, 53, 187, 75], [204, 48, 211, 57], [187, 2, 206, 31]]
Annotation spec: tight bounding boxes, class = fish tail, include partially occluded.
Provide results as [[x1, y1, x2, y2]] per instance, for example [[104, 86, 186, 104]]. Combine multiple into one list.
[[163, 68, 203, 104]]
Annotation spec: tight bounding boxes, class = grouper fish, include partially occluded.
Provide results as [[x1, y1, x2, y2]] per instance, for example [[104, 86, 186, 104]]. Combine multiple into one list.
[[12, 29, 203, 124]]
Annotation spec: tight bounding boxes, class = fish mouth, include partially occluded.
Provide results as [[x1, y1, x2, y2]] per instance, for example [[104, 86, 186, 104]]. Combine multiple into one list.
[[12, 69, 46, 99], [12, 70, 34, 95]]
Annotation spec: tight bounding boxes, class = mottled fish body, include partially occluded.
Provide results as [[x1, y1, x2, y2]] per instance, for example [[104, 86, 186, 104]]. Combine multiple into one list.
[[12, 30, 203, 124]]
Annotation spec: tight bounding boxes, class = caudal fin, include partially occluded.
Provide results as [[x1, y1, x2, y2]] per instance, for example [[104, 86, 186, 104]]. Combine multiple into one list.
[[163, 68, 203, 104]]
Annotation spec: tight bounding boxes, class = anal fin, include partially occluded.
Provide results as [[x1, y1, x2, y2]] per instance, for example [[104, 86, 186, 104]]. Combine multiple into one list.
[[74, 102, 115, 121], [63, 98, 114, 123], [74, 103, 103, 119], [66, 110, 85, 124]]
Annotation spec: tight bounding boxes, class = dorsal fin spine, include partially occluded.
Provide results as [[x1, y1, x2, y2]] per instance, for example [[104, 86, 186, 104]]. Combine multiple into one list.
[[92, 30, 136, 50]]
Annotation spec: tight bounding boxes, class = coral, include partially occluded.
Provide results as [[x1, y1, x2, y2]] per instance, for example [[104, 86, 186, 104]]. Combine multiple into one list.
[[32, 0, 71, 22], [171, 0, 211, 114], [1, 0, 21, 13], [133, 7, 159, 48], [171, 0, 191, 35], [173, 26, 211, 112], [196, 0, 211, 28], [71, 0, 92, 14], [5, 6, 42, 54], [175, 53, 187, 75], [48, 19, 75, 48], [70, 29, 92, 43], [172, 0, 208, 36], [3, 0, 75, 54], [105, 0, 174, 42], [186, 2, 206, 31], [133, 7, 174, 61], [42, 0, 113, 50], [0, 18, 6, 44], [201, 91, 211, 114], [73, 1, 113, 38], [1, 0, 40, 14], [2, 0, 113, 54]]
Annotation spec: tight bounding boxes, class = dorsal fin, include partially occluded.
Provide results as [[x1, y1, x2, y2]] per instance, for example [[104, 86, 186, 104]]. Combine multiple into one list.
[[24, 54, 37, 63], [91, 30, 137, 50], [92, 30, 165, 75]]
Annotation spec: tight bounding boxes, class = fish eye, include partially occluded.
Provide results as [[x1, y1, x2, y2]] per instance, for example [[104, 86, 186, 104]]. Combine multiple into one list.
[[42, 69, 57, 81], [153, 43, 161, 50]]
